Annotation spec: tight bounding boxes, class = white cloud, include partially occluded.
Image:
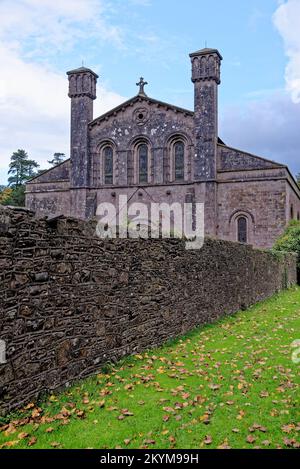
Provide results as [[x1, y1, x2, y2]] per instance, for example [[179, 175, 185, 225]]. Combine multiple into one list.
[[0, 0, 124, 54], [219, 1, 300, 177], [0, 0, 126, 184], [220, 91, 300, 175], [273, 0, 300, 103]]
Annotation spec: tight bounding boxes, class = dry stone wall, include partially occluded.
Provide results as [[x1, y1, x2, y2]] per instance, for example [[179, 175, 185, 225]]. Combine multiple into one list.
[[0, 206, 297, 414]]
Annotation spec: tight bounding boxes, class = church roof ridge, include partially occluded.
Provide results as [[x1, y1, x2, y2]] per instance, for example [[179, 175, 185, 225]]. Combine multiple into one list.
[[89, 94, 194, 127]]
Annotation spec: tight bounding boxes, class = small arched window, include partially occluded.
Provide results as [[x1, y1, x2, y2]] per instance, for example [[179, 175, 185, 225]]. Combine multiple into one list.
[[103, 146, 113, 185], [237, 216, 247, 243], [138, 144, 148, 183], [290, 204, 294, 220], [297, 212, 300, 221], [174, 142, 184, 181]]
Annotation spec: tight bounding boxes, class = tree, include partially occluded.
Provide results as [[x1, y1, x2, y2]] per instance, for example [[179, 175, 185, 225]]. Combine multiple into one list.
[[48, 152, 66, 167], [8, 149, 39, 187]]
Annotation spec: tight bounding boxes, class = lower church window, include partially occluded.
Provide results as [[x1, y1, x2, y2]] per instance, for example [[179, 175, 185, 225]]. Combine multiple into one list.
[[104, 147, 113, 184], [237, 216, 247, 243], [291, 204, 294, 219]]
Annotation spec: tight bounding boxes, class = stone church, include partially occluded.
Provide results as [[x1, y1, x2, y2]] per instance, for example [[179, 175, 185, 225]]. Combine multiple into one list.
[[25, 48, 300, 248]]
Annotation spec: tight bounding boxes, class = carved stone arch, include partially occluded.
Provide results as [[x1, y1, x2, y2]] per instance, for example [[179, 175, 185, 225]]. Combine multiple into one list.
[[128, 134, 153, 149], [96, 139, 117, 186], [229, 209, 255, 245], [83, 74, 89, 92], [208, 55, 216, 75], [70, 75, 76, 94], [200, 55, 207, 75], [229, 209, 255, 225], [165, 131, 192, 147], [77, 74, 82, 93], [192, 57, 199, 75], [165, 133, 190, 183], [96, 138, 117, 153], [129, 136, 152, 185]]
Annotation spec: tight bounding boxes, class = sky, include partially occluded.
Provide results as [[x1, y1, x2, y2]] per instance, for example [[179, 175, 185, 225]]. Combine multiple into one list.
[[0, 0, 299, 184]]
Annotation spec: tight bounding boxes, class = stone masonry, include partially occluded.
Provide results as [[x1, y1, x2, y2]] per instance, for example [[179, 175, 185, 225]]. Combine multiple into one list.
[[0, 206, 297, 414]]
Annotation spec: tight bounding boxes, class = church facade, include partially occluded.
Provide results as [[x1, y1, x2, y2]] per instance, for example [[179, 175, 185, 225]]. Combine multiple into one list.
[[25, 48, 300, 248]]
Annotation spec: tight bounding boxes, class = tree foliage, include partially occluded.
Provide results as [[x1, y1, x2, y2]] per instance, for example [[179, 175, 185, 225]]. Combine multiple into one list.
[[8, 149, 39, 187], [2, 149, 40, 207], [0, 187, 13, 205], [2, 186, 26, 207], [48, 153, 66, 167]]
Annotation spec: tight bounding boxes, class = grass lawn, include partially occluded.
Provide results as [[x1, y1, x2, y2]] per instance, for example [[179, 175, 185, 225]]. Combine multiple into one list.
[[1, 287, 300, 449]]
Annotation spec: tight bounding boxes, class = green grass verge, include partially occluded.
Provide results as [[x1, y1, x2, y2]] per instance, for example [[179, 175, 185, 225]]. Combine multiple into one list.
[[1, 288, 300, 449]]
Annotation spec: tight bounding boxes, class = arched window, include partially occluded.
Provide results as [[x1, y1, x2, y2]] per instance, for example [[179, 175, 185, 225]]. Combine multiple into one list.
[[237, 216, 247, 243], [290, 204, 294, 219], [297, 212, 300, 221], [138, 144, 148, 183], [174, 142, 184, 181], [103, 146, 113, 185]]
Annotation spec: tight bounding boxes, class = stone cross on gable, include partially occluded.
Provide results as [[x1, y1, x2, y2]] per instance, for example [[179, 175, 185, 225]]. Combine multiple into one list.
[[136, 77, 148, 96]]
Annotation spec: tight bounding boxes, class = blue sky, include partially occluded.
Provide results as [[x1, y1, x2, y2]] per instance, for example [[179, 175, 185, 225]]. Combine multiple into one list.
[[0, 0, 299, 184]]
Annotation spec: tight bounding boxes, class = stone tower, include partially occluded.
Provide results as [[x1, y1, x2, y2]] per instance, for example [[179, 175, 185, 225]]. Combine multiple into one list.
[[67, 67, 98, 217], [190, 48, 222, 179], [190, 48, 222, 235]]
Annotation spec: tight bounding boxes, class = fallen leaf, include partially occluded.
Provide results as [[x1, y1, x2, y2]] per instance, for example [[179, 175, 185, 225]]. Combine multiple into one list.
[[144, 439, 156, 445], [209, 384, 220, 391], [281, 424, 295, 434], [124, 384, 134, 391], [24, 402, 35, 410], [204, 435, 212, 445], [4, 424, 16, 436], [121, 409, 134, 417], [217, 439, 231, 449], [28, 437, 37, 446], [51, 441, 60, 448], [31, 408, 42, 419], [262, 440, 271, 446], [0, 440, 20, 448]]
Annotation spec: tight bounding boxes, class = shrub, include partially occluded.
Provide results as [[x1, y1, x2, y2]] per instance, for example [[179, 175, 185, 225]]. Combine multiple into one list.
[[273, 220, 300, 281]]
